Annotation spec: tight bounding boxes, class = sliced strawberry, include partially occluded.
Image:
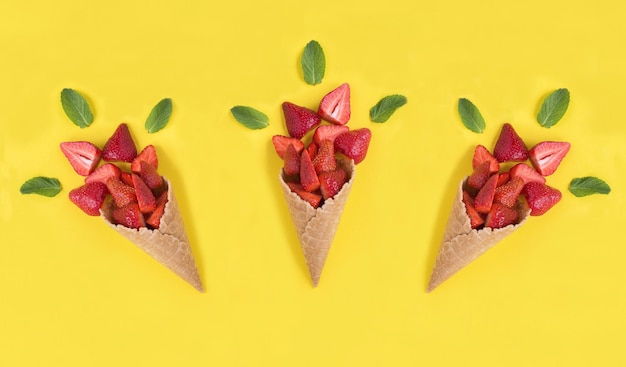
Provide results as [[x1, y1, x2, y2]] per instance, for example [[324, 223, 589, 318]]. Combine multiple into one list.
[[287, 182, 323, 209], [283, 143, 301, 178], [472, 144, 499, 174], [334, 128, 371, 164], [528, 141, 571, 176], [120, 171, 134, 186], [138, 161, 164, 191], [493, 176, 524, 207], [105, 177, 137, 208], [299, 150, 320, 192], [509, 163, 546, 185], [317, 83, 351, 125], [306, 141, 319, 161], [474, 173, 499, 214], [485, 202, 519, 229], [462, 190, 485, 229], [68, 182, 108, 216], [493, 123, 529, 162], [112, 203, 146, 229], [318, 169, 348, 200], [146, 190, 168, 229], [496, 171, 510, 187], [282, 102, 321, 139], [313, 125, 350, 145], [131, 174, 157, 214], [102, 123, 138, 162], [85, 163, 122, 185], [271, 135, 305, 159], [312, 139, 337, 174], [60, 141, 102, 176], [466, 161, 491, 192], [522, 182, 562, 216], [131, 144, 158, 173]]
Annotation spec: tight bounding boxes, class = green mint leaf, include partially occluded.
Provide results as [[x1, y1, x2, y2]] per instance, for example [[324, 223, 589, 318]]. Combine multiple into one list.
[[60, 88, 94, 128], [145, 98, 173, 133], [537, 88, 570, 128], [369, 94, 407, 123], [20, 177, 62, 197], [301, 40, 325, 85], [230, 106, 269, 130], [568, 176, 611, 197], [458, 98, 486, 133]]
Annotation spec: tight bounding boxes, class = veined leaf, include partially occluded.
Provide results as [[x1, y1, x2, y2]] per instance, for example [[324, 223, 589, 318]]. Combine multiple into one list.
[[301, 40, 325, 85], [145, 98, 173, 133], [458, 98, 485, 133], [20, 177, 62, 197], [230, 106, 269, 130], [569, 176, 611, 197], [60, 88, 94, 128], [537, 88, 570, 128], [369, 95, 407, 123]]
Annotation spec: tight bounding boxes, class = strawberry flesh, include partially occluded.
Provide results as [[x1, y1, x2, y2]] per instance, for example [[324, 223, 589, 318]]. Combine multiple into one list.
[[132, 173, 157, 214], [283, 143, 301, 178], [462, 190, 485, 229], [131, 144, 159, 173], [474, 173, 499, 214], [333, 128, 371, 164], [485, 202, 519, 229], [102, 123, 138, 162], [282, 102, 321, 139], [466, 161, 491, 192], [120, 172, 134, 186], [472, 144, 499, 174], [299, 150, 320, 192], [139, 160, 164, 191], [306, 141, 318, 161], [85, 163, 122, 185], [287, 182, 323, 209], [312, 139, 337, 174], [528, 141, 571, 176], [493, 123, 529, 162], [112, 203, 146, 229], [146, 190, 168, 229], [312, 125, 350, 145], [60, 141, 102, 176], [509, 163, 546, 185], [522, 182, 562, 216], [68, 182, 108, 216], [317, 83, 351, 125], [496, 171, 510, 187], [318, 169, 348, 200], [271, 135, 305, 159]]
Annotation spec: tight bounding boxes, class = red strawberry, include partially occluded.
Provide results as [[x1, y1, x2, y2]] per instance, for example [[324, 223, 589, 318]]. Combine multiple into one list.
[[312, 139, 337, 174], [120, 172, 134, 186], [132, 174, 157, 214], [299, 150, 320, 192], [146, 190, 168, 229], [334, 128, 371, 164], [138, 161, 164, 191], [496, 171, 510, 187], [272, 135, 305, 159], [112, 203, 146, 229], [466, 161, 491, 192], [493, 176, 524, 207], [317, 83, 351, 125], [318, 169, 348, 200], [60, 141, 102, 176], [68, 182, 108, 216], [131, 144, 159, 173], [528, 141, 571, 176], [522, 182, 562, 216], [287, 182, 323, 209], [102, 123, 138, 162], [85, 163, 122, 185], [312, 125, 350, 145], [472, 144, 499, 174], [306, 141, 319, 161], [474, 173, 499, 214], [485, 202, 519, 229], [509, 163, 546, 185], [462, 190, 485, 229], [283, 143, 301, 178], [493, 123, 528, 162], [106, 177, 137, 208], [282, 102, 321, 139]]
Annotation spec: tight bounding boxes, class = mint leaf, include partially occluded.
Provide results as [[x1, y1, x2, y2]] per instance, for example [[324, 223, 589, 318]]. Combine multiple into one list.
[[458, 98, 486, 133], [20, 177, 62, 197], [145, 98, 173, 133], [301, 40, 325, 85], [230, 106, 269, 130], [569, 176, 611, 197], [60, 88, 94, 128], [369, 95, 407, 123], [537, 88, 570, 128]]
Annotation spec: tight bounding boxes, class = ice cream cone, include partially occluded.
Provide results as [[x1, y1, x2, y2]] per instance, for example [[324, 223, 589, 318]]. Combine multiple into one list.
[[279, 159, 356, 287], [427, 177, 530, 292], [100, 177, 204, 292]]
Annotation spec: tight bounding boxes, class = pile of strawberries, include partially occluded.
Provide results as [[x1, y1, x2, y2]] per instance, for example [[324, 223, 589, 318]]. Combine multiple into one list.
[[61, 123, 168, 229], [272, 83, 371, 208], [464, 123, 570, 229]]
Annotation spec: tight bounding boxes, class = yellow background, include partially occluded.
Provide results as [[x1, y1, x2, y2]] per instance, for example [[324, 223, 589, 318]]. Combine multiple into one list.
[[1, 0, 625, 365]]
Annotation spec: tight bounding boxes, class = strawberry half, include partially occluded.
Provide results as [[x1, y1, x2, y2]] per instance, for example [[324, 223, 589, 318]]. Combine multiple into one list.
[[466, 161, 491, 193], [334, 128, 371, 164], [299, 150, 320, 192], [472, 144, 499, 174], [493, 176, 524, 207], [106, 177, 137, 208], [312, 125, 350, 145], [462, 190, 485, 229], [317, 83, 351, 125], [283, 143, 301, 178], [271, 135, 305, 159], [60, 141, 102, 176], [138, 161, 164, 191], [528, 141, 571, 176], [522, 181, 562, 216], [509, 163, 546, 185], [102, 123, 138, 163], [474, 173, 499, 214], [493, 123, 529, 163], [131, 144, 159, 173], [312, 139, 336, 174], [112, 203, 146, 229], [146, 190, 168, 229], [68, 182, 108, 216], [319, 169, 348, 200], [85, 163, 122, 185], [306, 142, 319, 161], [287, 182, 323, 209], [132, 174, 157, 214], [282, 102, 321, 139], [485, 202, 519, 229]]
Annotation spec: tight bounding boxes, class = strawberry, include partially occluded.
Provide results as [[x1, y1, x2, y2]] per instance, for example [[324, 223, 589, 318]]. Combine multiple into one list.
[[522, 182, 562, 216], [132, 174, 157, 214], [493, 176, 524, 207], [493, 123, 528, 162], [282, 102, 321, 139], [306, 141, 318, 161], [299, 150, 320, 192], [485, 202, 519, 229], [474, 173, 499, 214], [318, 169, 348, 200], [131, 144, 158, 173], [312, 125, 350, 145], [333, 128, 371, 164], [496, 171, 510, 187], [283, 143, 301, 178], [312, 139, 337, 174], [102, 123, 138, 162], [85, 163, 122, 185], [472, 144, 499, 174], [112, 203, 146, 229], [317, 83, 351, 125], [60, 141, 102, 176], [528, 141, 571, 176], [120, 171, 134, 186], [287, 182, 323, 209], [138, 161, 164, 191], [509, 163, 546, 185], [466, 161, 491, 192], [462, 190, 485, 229], [271, 135, 305, 159], [106, 177, 137, 208], [146, 190, 168, 229], [68, 182, 108, 216]]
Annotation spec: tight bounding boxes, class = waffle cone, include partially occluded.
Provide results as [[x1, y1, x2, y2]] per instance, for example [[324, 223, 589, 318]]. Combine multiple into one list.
[[427, 177, 530, 292], [279, 160, 356, 287], [100, 177, 204, 292]]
